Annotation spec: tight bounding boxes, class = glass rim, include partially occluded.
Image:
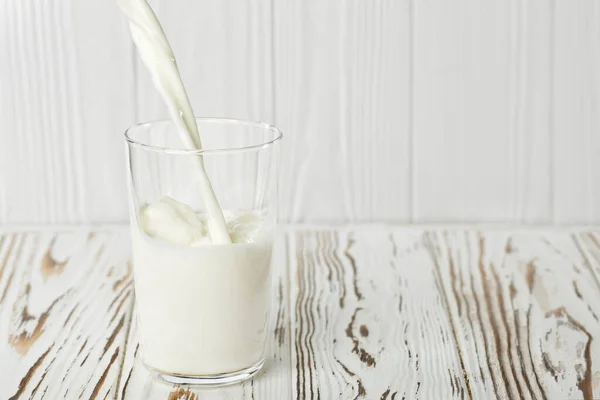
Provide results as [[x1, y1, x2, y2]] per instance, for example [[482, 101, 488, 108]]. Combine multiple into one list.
[[124, 117, 283, 155]]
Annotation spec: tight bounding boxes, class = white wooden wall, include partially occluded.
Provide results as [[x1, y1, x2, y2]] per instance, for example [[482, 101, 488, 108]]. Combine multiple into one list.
[[1, 0, 599, 225]]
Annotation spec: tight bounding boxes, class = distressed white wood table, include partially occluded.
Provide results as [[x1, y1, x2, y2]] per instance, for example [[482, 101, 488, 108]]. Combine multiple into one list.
[[0, 226, 599, 399]]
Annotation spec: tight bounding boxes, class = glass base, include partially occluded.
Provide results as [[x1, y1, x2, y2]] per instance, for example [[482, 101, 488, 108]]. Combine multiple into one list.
[[148, 359, 265, 386]]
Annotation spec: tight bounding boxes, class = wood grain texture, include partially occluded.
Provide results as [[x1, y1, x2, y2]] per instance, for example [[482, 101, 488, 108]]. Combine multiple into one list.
[[0, 226, 599, 399], [0, 0, 136, 224], [552, 1, 600, 224], [7, 2, 600, 224], [289, 228, 468, 399], [288, 227, 600, 399], [0, 228, 133, 399], [426, 231, 600, 399]]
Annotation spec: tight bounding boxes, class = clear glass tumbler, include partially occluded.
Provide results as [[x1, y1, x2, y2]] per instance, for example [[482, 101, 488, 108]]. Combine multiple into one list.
[[125, 118, 282, 385]]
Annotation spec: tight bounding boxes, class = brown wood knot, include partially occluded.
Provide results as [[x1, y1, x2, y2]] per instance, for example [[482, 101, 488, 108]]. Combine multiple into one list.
[[360, 325, 369, 337], [168, 387, 198, 400], [346, 308, 376, 367], [41, 238, 69, 279]]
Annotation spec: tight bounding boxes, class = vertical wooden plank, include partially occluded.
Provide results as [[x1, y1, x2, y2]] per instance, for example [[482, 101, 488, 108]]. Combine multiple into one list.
[[413, 0, 510, 222], [413, 1, 553, 223], [506, 0, 553, 223], [552, 1, 600, 224], [274, 0, 411, 223], [0, 1, 136, 224], [69, 2, 137, 223], [427, 230, 600, 399], [118, 232, 291, 399], [0, 229, 134, 399], [290, 228, 469, 399]]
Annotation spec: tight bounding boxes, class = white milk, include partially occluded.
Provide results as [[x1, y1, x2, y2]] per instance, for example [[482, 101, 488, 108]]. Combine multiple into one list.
[[131, 196, 273, 375], [114, 0, 230, 244]]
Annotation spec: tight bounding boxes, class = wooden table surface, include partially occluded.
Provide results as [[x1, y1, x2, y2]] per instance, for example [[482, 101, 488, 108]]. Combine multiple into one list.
[[1, 226, 599, 400]]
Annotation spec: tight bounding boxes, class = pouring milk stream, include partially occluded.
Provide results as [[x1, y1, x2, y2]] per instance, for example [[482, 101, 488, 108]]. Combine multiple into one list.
[[114, 0, 230, 244]]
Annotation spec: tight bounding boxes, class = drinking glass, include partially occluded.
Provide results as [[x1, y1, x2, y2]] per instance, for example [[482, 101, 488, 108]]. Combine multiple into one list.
[[125, 118, 282, 385]]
